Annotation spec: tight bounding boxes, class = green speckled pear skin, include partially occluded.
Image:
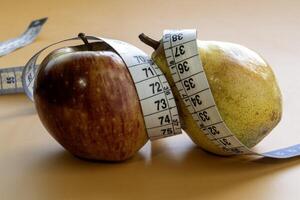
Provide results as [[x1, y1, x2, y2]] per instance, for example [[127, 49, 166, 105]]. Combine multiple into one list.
[[152, 40, 282, 155]]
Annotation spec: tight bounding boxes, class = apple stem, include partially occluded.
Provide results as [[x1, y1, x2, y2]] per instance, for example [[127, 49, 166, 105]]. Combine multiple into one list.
[[78, 33, 93, 51], [138, 33, 160, 50]]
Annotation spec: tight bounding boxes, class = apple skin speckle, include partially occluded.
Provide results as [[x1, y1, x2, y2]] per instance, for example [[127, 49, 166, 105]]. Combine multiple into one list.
[[34, 50, 148, 161]]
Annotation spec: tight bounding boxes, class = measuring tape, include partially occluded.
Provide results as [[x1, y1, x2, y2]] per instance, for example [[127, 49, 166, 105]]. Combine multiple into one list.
[[0, 66, 23, 95], [0, 18, 47, 95], [162, 29, 300, 158], [1, 35, 181, 140], [0, 18, 47, 57]]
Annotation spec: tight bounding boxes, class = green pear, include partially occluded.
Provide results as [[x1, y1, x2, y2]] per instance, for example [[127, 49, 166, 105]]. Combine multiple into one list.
[[140, 34, 282, 155]]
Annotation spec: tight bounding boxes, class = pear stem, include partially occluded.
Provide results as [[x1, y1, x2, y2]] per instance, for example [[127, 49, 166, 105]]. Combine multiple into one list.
[[78, 33, 93, 51], [139, 33, 160, 50]]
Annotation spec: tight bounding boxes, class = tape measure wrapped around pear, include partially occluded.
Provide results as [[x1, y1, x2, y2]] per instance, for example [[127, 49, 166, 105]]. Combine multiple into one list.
[[139, 31, 282, 156]]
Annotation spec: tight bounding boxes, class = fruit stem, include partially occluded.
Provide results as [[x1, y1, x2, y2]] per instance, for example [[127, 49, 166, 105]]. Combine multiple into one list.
[[139, 33, 160, 50], [78, 33, 93, 51]]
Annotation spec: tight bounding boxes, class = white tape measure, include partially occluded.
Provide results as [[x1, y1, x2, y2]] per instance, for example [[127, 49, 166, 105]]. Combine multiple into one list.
[[0, 18, 47, 57], [0, 18, 47, 95], [1, 35, 181, 140], [0, 66, 24, 95], [101, 37, 181, 139], [162, 29, 300, 158]]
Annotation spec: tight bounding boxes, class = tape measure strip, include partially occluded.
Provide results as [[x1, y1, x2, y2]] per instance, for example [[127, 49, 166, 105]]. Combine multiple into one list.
[[2, 35, 181, 140], [0, 66, 24, 94], [0, 18, 47, 56], [99, 38, 181, 140], [163, 29, 300, 158]]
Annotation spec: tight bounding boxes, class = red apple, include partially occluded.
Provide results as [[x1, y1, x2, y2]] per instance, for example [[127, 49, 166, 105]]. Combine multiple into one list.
[[34, 37, 148, 161]]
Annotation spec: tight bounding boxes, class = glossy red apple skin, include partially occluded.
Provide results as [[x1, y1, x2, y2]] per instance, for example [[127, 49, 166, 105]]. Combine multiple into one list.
[[34, 48, 148, 161]]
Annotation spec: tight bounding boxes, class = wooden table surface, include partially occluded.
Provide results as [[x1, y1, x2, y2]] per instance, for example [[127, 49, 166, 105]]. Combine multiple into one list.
[[1, 0, 300, 199]]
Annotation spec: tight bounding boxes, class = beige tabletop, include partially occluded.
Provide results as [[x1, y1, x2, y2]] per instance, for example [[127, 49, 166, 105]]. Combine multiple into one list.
[[1, 0, 300, 199]]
